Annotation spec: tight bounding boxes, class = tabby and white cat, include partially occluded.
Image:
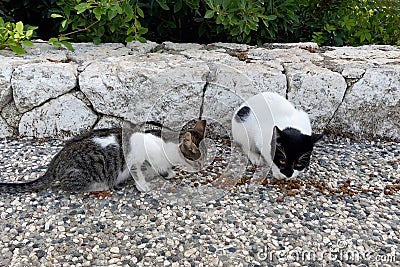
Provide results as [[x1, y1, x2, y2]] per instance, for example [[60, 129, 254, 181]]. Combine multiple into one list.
[[0, 120, 206, 193], [232, 92, 322, 179]]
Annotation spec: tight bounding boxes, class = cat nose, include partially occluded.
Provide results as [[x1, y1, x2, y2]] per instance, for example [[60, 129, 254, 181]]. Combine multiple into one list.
[[282, 169, 294, 178]]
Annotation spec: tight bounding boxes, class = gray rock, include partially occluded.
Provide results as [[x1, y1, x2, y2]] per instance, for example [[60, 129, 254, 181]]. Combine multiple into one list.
[[341, 67, 366, 79], [1, 100, 21, 130], [80, 54, 206, 129], [126, 40, 159, 53], [163, 41, 204, 51], [0, 61, 13, 109], [286, 62, 347, 131], [95, 116, 125, 129], [19, 93, 97, 138], [323, 45, 400, 66], [332, 67, 400, 139], [0, 116, 13, 138], [12, 62, 78, 112]]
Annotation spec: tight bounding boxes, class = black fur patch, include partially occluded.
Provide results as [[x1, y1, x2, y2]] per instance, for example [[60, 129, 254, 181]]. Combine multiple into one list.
[[235, 106, 251, 122]]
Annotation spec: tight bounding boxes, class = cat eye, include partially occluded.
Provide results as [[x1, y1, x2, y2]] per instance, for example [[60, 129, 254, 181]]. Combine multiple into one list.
[[279, 159, 286, 165], [295, 163, 303, 168]]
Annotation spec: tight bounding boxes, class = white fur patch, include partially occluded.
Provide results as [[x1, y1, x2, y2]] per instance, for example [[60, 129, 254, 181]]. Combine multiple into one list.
[[93, 135, 118, 148]]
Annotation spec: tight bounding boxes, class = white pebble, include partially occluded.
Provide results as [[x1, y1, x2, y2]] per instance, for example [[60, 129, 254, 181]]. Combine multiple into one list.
[[110, 247, 120, 254]]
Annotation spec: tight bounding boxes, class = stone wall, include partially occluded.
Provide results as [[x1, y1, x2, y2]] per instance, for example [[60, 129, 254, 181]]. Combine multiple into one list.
[[0, 41, 399, 140]]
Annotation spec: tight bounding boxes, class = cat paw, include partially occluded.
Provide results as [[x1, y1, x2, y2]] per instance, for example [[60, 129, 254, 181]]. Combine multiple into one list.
[[248, 153, 262, 166], [135, 181, 151, 193], [113, 182, 127, 191], [167, 170, 176, 179], [158, 170, 175, 179]]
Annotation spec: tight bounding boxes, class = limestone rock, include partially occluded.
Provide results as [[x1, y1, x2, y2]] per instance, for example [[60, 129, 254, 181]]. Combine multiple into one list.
[[3, 42, 131, 64], [126, 40, 159, 53], [267, 47, 324, 64], [332, 67, 400, 139], [0, 62, 13, 109], [209, 42, 252, 51], [342, 67, 366, 79], [162, 41, 204, 51], [1, 101, 21, 130], [19, 94, 97, 138], [264, 42, 319, 50], [286, 62, 347, 131], [70, 43, 131, 64], [323, 45, 400, 66], [95, 116, 125, 129], [80, 54, 206, 130], [12, 62, 78, 113], [0, 116, 13, 138]]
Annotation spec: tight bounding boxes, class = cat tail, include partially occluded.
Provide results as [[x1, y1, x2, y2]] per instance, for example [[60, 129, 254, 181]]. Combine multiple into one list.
[[0, 173, 52, 193]]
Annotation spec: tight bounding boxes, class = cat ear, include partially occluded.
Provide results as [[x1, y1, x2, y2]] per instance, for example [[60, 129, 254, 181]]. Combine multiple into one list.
[[271, 126, 283, 157], [273, 126, 283, 139], [311, 133, 323, 143], [193, 120, 206, 137]]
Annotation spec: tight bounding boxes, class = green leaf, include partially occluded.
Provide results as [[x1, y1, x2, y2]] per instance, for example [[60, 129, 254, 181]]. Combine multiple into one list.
[[61, 42, 75, 52], [97, 26, 105, 37], [108, 9, 117, 20], [26, 29, 34, 38], [75, 3, 88, 14], [266, 15, 277, 21], [51, 14, 64, 19], [15, 21, 24, 34], [124, 4, 134, 21], [61, 19, 68, 29], [22, 40, 34, 46], [125, 36, 135, 43], [222, 0, 231, 9], [134, 19, 141, 29], [138, 27, 148, 34], [93, 37, 101, 45], [51, 41, 62, 47], [137, 36, 146, 43], [93, 7, 103, 21], [204, 10, 215, 19], [174, 0, 183, 13], [137, 7, 144, 18], [9, 44, 26, 54], [156, 0, 170, 10], [58, 36, 71, 41]]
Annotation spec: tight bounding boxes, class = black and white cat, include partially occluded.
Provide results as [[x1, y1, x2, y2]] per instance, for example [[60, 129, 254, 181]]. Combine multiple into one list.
[[232, 92, 322, 179], [0, 120, 206, 193]]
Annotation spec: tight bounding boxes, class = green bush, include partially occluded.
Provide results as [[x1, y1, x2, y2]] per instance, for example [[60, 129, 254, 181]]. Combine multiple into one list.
[[0, 17, 37, 54], [307, 0, 400, 46], [51, 0, 147, 44], [202, 0, 303, 44], [0, 0, 59, 40], [0, 0, 399, 49], [138, 0, 211, 43], [202, 0, 400, 46]]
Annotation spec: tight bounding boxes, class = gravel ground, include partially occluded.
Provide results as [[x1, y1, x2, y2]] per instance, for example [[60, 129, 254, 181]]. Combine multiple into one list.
[[0, 136, 399, 267]]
